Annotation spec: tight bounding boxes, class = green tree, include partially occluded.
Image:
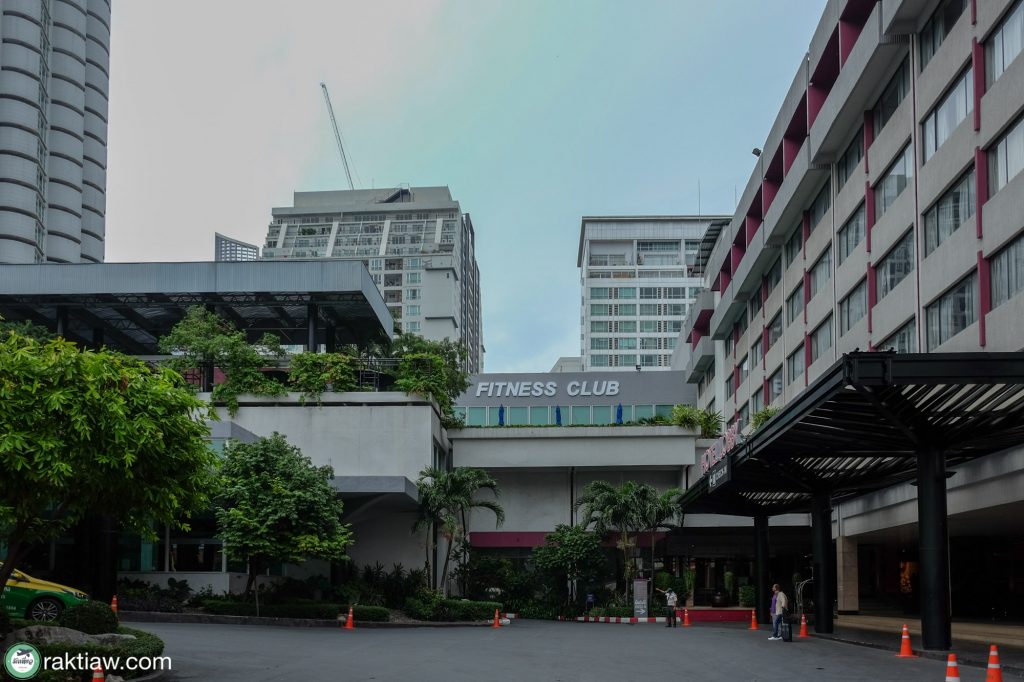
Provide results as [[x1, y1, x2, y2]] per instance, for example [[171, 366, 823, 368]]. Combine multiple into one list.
[[413, 467, 504, 595], [389, 333, 470, 426], [288, 351, 359, 403], [214, 433, 352, 596], [158, 307, 285, 414], [0, 331, 217, 591], [0, 319, 53, 343], [671, 404, 723, 437], [634, 484, 683, 596], [531, 524, 608, 605], [574, 480, 646, 601]]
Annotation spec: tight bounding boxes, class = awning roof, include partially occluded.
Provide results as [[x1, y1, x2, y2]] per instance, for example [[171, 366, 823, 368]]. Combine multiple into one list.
[[681, 352, 1024, 516], [0, 260, 393, 354]]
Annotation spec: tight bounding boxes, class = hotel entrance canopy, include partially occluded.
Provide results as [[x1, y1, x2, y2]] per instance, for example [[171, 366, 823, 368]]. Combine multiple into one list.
[[0, 260, 393, 354]]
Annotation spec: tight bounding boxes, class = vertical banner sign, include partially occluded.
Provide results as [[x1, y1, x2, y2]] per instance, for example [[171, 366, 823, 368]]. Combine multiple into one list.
[[633, 578, 650, 618]]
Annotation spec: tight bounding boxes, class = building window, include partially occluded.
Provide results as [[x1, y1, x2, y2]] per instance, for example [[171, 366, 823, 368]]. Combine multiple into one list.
[[986, 0, 1024, 86], [768, 367, 784, 402], [737, 354, 750, 385], [810, 315, 833, 364], [837, 129, 864, 190], [808, 181, 831, 232], [751, 389, 764, 415], [407, 304, 421, 316], [406, 288, 420, 300], [786, 283, 804, 325], [765, 257, 782, 296], [877, 230, 915, 301], [927, 271, 977, 348], [590, 287, 610, 299], [839, 279, 868, 335], [922, 67, 974, 162], [591, 321, 610, 333], [988, 114, 1024, 196], [751, 336, 763, 366], [616, 337, 637, 350], [663, 287, 685, 299], [591, 304, 610, 316], [640, 287, 659, 299], [921, 0, 969, 69], [615, 304, 636, 316], [784, 225, 802, 266], [406, 272, 421, 284], [875, 144, 914, 218], [406, 321, 421, 333], [617, 287, 637, 299], [617, 320, 637, 333], [589, 355, 610, 367], [838, 204, 866, 264], [924, 168, 975, 255], [725, 372, 734, 399], [767, 312, 783, 349], [749, 290, 763, 318], [808, 246, 832, 300], [787, 344, 805, 385], [591, 338, 611, 350], [881, 319, 917, 353], [737, 402, 750, 432], [873, 57, 910, 134], [991, 233, 1024, 308]]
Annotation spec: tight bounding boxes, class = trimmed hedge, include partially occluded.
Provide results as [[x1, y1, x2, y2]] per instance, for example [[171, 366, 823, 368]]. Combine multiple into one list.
[[403, 594, 503, 622], [588, 606, 633, 618], [34, 626, 164, 680], [60, 601, 119, 634], [200, 600, 388, 622]]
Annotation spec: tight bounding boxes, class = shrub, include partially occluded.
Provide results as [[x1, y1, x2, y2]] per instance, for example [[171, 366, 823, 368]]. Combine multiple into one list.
[[60, 601, 119, 634], [36, 626, 163, 680], [439, 599, 502, 622], [403, 591, 444, 621], [200, 599, 388, 622], [739, 585, 756, 607], [751, 406, 780, 431]]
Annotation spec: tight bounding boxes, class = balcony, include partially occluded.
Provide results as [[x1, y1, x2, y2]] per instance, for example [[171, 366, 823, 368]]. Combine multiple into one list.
[[682, 288, 715, 342], [685, 335, 715, 384]]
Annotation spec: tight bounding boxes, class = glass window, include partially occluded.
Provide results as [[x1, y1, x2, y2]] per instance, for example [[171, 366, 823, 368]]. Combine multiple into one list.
[[873, 57, 910, 133], [768, 367, 784, 402], [737, 354, 750, 385], [991, 233, 1024, 308], [634, 405, 654, 420], [655, 404, 674, 419], [787, 344, 805, 385], [838, 204, 866, 264], [639, 320, 657, 333], [767, 312, 783, 349], [751, 337, 763, 366], [487, 407, 503, 426], [509, 406, 528, 425], [881, 319, 917, 353], [921, 0, 969, 69], [808, 246, 832, 300], [924, 168, 975, 255], [749, 290, 763, 318], [590, 304, 610, 316], [877, 230, 916, 300], [663, 287, 685, 299], [786, 282, 804, 325], [922, 67, 974, 162], [986, 0, 1024, 86], [640, 287, 660, 299], [592, 406, 612, 425], [784, 225, 803, 266], [837, 129, 864, 190], [810, 315, 833, 364], [591, 321, 610, 333], [616, 337, 637, 350], [875, 144, 914, 218], [808, 181, 831, 232], [617, 320, 636, 333], [406, 272, 421, 284], [640, 304, 659, 316], [407, 304, 420, 316], [617, 287, 637, 299], [591, 337, 611, 350], [725, 372, 734, 398], [619, 354, 638, 366], [530, 406, 549, 425], [751, 389, 764, 415], [590, 287, 610, 299], [840, 279, 868, 334], [926, 271, 977, 348], [765, 257, 782, 296], [988, 114, 1024, 196], [590, 355, 610, 367], [467, 407, 486, 426], [616, 304, 636, 316], [737, 402, 750, 432], [571, 406, 591, 425]]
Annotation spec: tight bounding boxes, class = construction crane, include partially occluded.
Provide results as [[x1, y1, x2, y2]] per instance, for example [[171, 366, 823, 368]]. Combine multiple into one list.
[[320, 82, 356, 190]]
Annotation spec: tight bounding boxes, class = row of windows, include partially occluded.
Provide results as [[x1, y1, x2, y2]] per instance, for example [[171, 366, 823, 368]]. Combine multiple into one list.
[[455, 404, 675, 427], [592, 303, 690, 318], [590, 287, 636, 300], [589, 354, 672, 368], [590, 336, 677, 350]]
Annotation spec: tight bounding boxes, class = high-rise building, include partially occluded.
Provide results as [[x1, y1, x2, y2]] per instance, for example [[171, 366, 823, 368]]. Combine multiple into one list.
[[679, 0, 1024, 430], [214, 233, 259, 261], [578, 216, 730, 371], [0, 0, 111, 264], [262, 186, 484, 372]]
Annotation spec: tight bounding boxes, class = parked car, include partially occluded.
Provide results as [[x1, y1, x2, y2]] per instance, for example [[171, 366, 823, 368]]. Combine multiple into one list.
[[1, 563, 89, 621]]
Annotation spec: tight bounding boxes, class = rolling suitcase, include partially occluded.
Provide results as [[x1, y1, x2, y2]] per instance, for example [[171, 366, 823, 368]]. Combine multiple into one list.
[[781, 613, 793, 642]]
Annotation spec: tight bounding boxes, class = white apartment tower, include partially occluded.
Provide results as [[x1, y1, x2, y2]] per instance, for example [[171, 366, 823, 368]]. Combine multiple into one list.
[[0, 0, 111, 263], [578, 216, 729, 371], [262, 186, 484, 373]]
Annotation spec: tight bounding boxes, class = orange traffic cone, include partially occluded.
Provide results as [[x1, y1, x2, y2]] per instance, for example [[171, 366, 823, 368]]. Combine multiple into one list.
[[987, 645, 1003, 682], [945, 653, 960, 681], [492, 608, 501, 628], [343, 606, 354, 630], [110, 595, 118, 617], [91, 665, 104, 681], [749, 609, 758, 630], [896, 623, 916, 658], [682, 608, 691, 627], [798, 613, 809, 638]]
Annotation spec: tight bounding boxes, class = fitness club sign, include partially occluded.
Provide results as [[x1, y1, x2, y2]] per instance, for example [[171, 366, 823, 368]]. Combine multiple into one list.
[[700, 421, 741, 475]]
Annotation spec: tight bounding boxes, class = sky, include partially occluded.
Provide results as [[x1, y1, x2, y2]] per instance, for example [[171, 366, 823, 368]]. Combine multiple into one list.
[[105, 0, 828, 373]]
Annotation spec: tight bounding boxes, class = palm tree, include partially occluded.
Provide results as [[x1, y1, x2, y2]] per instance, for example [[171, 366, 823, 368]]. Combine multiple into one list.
[[574, 480, 646, 601], [634, 484, 683, 596], [414, 466, 504, 595]]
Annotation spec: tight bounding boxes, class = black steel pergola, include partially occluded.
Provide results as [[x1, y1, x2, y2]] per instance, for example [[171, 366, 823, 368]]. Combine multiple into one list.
[[680, 351, 1024, 649]]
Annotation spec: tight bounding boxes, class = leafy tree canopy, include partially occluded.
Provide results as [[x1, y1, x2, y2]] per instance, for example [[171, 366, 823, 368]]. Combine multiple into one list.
[[389, 333, 469, 420], [0, 330, 217, 590], [532, 524, 608, 588], [0, 319, 54, 343], [214, 433, 352, 595]]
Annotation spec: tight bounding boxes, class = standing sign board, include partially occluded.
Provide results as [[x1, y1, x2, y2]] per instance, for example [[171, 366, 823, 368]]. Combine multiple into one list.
[[633, 578, 649, 618]]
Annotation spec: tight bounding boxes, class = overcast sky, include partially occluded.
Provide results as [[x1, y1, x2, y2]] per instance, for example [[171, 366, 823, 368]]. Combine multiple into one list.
[[105, 0, 827, 373]]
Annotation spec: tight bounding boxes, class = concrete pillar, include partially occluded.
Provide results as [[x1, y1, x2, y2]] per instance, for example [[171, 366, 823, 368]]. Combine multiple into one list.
[[836, 534, 859, 614], [917, 447, 952, 650], [754, 514, 771, 624], [811, 492, 835, 633]]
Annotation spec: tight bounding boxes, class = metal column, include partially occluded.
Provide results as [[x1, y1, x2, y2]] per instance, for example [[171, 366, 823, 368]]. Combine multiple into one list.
[[917, 447, 951, 650], [811, 492, 834, 633], [754, 514, 771, 624], [307, 303, 319, 353], [325, 324, 336, 353], [55, 306, 69, 337]]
